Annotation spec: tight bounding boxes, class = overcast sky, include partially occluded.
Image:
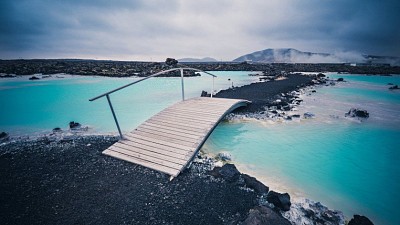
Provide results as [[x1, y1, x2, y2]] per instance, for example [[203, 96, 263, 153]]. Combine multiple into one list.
[[1, 0, 399, 61]]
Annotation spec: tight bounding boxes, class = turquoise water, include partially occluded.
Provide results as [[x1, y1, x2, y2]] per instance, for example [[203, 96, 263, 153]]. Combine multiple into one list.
[[0, 71, 258, 136], [1, 72, 399, 225], [203, 73, 400, 225]]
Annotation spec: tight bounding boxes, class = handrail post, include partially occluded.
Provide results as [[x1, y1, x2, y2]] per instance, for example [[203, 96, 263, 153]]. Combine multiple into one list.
[[180, 68, 185, 101], [211, 76, 214, 98], [106, 94, 123, 139]]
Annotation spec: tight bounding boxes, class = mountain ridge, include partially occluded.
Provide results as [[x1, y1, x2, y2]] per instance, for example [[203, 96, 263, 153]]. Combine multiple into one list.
[[233, 48, 400, 65]]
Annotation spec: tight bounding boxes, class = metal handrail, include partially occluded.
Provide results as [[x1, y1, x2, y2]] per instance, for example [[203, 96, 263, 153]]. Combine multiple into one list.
[[89, 67, 216, 101], [89, 67, 217, 139]]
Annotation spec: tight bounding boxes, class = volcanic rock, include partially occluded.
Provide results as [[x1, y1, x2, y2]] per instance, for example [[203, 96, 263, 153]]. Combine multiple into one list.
[[266, 191, 291, 211], [348, 215, 374, 225], [241, 174, 269, 194], [240, 206, 291, 225]]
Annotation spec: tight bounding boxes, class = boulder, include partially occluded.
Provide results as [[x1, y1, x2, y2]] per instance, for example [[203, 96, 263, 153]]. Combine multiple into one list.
[[348, 215, 374, 225], [201, 90, 211, 97], [29, 76, 40, 80], [69, 121, 81, 129], [241, 174, 269, 194], [345, 108, 369, 118], [337, 78, 344, 82], [218, 164, 240, 182], [52, 127, 62, 133], [217, 152, 232, 161], [389, 85, 399, 90], [240, 206, 291, 225], [267, 191, 291, 211], [165, 58, 178, 66], [317, 73, 326, 78], [0, 132, 10, 142]]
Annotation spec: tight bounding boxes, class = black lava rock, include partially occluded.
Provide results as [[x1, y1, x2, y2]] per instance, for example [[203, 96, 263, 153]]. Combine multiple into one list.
[[218, 164, 240, 182], [0, 132, 9, 142], [165, 58, 178, 66], [266, 191, 291, 211], [240, 206, 291, 225], [52, 127, 62, 132], [69, 121, 81, 129], [337, 78, 344, 82], [389, 85, 399, 90], [242, 174, 269, 194], [201, 90, 210, 97], [29, 76, 40, 80], [348, 215, 374, 225], [345, 108, 369, 118]]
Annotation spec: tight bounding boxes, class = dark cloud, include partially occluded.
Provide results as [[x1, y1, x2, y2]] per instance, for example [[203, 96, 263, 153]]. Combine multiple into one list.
[[0, 0, 399, 60]]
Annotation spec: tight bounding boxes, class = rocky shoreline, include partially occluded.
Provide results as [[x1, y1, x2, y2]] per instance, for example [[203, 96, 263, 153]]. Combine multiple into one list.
[[0, 73, 375, 225], [0, 134, 372, 225]]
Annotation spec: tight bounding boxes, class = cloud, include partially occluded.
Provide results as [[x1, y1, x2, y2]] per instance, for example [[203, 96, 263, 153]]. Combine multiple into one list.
[[0, 0, 399, 60]]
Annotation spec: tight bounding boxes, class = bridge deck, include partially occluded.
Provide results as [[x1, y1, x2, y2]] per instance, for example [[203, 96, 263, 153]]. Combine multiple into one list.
[[103, 97, 249, 177]]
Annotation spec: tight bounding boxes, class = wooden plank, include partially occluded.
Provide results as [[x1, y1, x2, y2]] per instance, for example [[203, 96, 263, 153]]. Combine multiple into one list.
[[108, 146, 182, 170], [113, 142, 188, 165], [120, 139, 192, 159], [147, 117, 214, 130], [163, 107, 224, 116], [125, 133, 196, 151], [103, 97, 249, 177], [160, 110, 222, 121], [151, 114, 215, 126], [103, 150, 180, 176], [136, 124, 201, 140], [140, 122, 204, 136], [143, 121, 208, 134], [134, 127, 202, 144], [130, 130, 199, 148], [155, 110, 219, 122]]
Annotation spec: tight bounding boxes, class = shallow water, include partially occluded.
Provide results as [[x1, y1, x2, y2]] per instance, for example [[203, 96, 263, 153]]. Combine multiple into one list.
[[203, 73, 400, 225], [1, 72, 399, 225], [0, 71, 258, 136]]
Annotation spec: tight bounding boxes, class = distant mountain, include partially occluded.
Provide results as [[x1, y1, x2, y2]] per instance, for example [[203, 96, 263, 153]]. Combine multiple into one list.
[[178, 57, 218, 62], [233, 48, 400, 65]]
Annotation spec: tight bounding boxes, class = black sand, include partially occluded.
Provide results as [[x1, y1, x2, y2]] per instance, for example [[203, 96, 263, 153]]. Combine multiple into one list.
[[215, 74, 314, 112], [0, 136, 258, 225]]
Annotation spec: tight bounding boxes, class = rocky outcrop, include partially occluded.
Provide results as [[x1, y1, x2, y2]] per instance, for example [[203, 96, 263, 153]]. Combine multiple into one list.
[[69, 121, 81, 129], [266, 191, 291, 211], [29, 76, 40, 80], [283, 198, 345, 225], [52, 127, 62, 132], [239, 206, 292, 225], [348, 215, 374, 225], [201, 90, 211, 97], [345, 108, 369, 118], [242, 174, 269, 194], [0, 132, 10, 142], [165, 58, 178, 66], [209, 163, 240, 182]]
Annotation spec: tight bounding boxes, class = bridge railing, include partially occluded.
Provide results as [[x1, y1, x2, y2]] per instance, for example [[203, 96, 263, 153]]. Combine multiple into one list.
[[89, 67, 217, 139]]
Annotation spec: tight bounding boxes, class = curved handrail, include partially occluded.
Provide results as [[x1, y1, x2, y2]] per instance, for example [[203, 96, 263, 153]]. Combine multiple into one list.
[[88, 66, 217, 139], [89, 67, 216, 101]]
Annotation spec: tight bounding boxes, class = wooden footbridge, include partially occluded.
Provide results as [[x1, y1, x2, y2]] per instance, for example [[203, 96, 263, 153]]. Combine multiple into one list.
[[90, 67, 249, 178]]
